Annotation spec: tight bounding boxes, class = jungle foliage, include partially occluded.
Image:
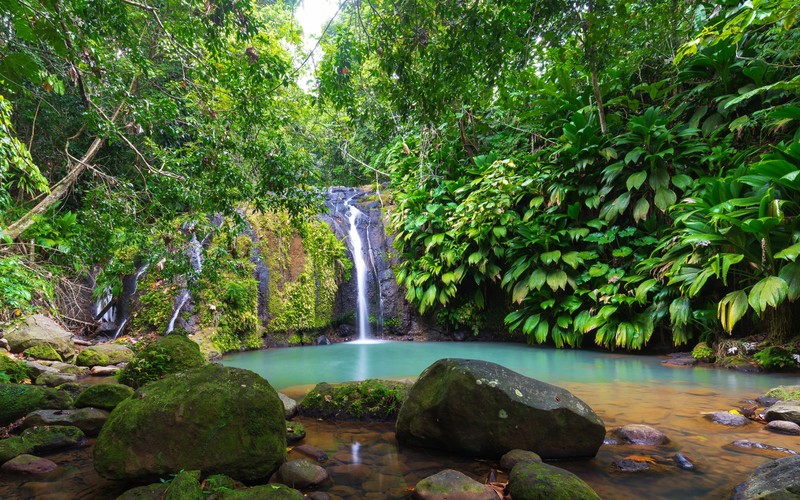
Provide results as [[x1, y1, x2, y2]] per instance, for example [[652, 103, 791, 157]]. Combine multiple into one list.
[[317, 0, 800, 350]]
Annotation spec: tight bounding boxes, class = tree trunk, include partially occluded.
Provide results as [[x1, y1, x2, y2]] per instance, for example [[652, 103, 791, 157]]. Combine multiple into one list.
[[4, 136, 105, 241], [591, 65, 607, 135], [764, 301, 792, 345]]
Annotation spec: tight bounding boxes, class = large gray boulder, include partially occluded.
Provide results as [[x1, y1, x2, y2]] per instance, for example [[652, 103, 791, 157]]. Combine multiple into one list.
[[734, 454, 800, 499], [413, 469, 497, 500], [765, 404, 800, 425], [5, 315, 75, 359], [93, 364, 286, 482], [396, 359, 605, 459], [22, 408, 110, 436]]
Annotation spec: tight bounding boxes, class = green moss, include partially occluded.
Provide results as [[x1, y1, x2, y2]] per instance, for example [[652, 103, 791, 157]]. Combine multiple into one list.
[[75, 383, 134, 410], [117, 333, 206, 388], [23, 344, 63, 362], [0, 436, 30, 462], [0, 383, 72, 425], [132, 270, 182, 333], [509, 461, 600, 500], [212, 484, 303, 499], [20, 425, 86, 452], [253, 212, 349, 334], [76, 349, 110, 367], [691, 342, 715, 362], [165, 470, 203, 500], [202, 474, 242, 492], [286, 421, 306, 444], [300, 379, 410, 421], [754, 346, 797, 371], [0, 353, 30, 383], [766, 385, 800, 401]]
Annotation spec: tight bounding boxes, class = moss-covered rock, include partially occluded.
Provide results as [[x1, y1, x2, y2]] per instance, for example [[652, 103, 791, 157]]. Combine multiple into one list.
[[55, 382, 83, 400], [117, 333, 206, 388], [413, 469, 497, 500], [0, 383, 72, 426], [212, 484, 304, 499], [274, 459, 329, 489], [0, 436, 31, 463], [75, 383, 134, 410], [165, 470, 203, 500], [734, 455, 800, 499], [35, 371, 77, 386], [508, 461, 600, 500], [299, 379, 410, 421], [0, 353, 30, 383], [94, 364, 286, 482], [396, 359, 606, 459], [286, 421, 305, 444], [690, 342, 714, 362], [23, 344, 63, 362], [22, 408, 109, 436], [117, 483, 169, 500], [202, 474, 243, 492], [4, 315, 75, 359], [1, 425, 87, 462]]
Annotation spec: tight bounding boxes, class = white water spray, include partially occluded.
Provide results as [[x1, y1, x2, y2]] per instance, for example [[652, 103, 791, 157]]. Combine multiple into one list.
[[347, 196, 371, 341]]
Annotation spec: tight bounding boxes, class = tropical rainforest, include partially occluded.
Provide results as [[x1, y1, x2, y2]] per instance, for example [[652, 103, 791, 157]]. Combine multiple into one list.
[[1, 0, 799, 360]]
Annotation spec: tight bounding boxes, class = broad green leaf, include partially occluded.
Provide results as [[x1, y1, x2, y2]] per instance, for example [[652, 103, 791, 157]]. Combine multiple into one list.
[[633, 197, 650, 222], [467, 251, 484, 265], [512, 281, 529, 304], [522, 314, 541, 335], [649, 167, 670, 190], [561, 251, 583, 269], [669, 296, 691, 328], [671, 174, 693, 190], [775, 242, 800, 261], [654, 188, 677, 211], [748, 276, 788, 315], [546, 270, 568, 291], [779, 263, 800, 301], [534, 320, 549, 343], [626, 171, 647, 191], [717, 290, 748, 333], [688, 268, 714, 297], [541, 250, 561, 265], [635, 278, 657, 303], [528, 269, 547, 290]]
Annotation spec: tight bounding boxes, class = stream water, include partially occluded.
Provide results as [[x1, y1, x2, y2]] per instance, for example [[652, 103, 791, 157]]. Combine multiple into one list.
[[1, 342, 797, 499], [221, 341, 800, 499]]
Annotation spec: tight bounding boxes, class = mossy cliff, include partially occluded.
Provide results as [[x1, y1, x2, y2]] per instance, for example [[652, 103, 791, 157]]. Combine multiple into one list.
[[127, 210, 348, 354]]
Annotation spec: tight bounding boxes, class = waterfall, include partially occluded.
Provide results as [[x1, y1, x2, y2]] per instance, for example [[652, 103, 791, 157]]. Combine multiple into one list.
[[346, 195, 371, 341], [165, 234, 203, 334], [112, 262, 149, 339]]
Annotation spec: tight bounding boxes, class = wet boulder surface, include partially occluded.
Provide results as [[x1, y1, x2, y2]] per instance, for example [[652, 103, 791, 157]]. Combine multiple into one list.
[[396, 358, 605, 459], [93, 364, 286, 482]]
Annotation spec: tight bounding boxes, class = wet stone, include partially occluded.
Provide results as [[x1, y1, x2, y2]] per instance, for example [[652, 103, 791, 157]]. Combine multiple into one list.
[[610, 424, 669, 445], [706, 411, 750, 427], [0, 454, 58, 474], [612, 459, 650, 472], [766, 420, 800, 436], [293, 444, 328, 462]]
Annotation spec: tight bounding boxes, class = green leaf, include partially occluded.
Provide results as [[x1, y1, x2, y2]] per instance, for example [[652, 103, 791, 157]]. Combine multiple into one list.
[[748, 276, 789, 315], [626, 171, 647, 191], [512, 281, 529, 304], [633, 197, 650, 222], [522, 314, 541, 335], [546, 270, 568, 291], [635, 279, 657, 303], [671, 174, 693, 190], [528, 269, 547, 290], [718, 290, 748, 333], [669, 296, 691, 328], [467, 251, 484, 265], [561, 251, 583, 269], [654, 188, 677, 211], [540, 250, 561, 265], [534, 320, 549, 343], [687, 268, 714, 297], [779, 263, 800, 301], [775, 242, 800, 262], [649, 167, 670, 190]]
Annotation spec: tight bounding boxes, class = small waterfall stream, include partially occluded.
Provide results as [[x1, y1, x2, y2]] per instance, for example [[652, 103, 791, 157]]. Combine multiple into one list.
[[346, 195, 371, 341], [165, 234, 204, 334]]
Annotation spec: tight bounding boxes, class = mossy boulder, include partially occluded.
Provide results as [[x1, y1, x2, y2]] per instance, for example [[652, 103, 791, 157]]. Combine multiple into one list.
[[273, 459, 329, 489], [508, 461, 600, 500], [76, 343, 134, 367], [0, 425, 86, 462], [0, 353, 30, 383], [286, 421, 306, 444], [165, 470, 203, 500], [413, 469, 497, 500], [396, 359, 606, 459], [117, 483, 169, 500], [94, 364, 286, 482], [23, 344, 62, 362], [22, 408, 110, 436], [117, 333, 206, 388], [4, 315, 75, 358], [299, 379, 410, 421], [0, 383, 72, 426], [734, 455, 800, 499], [75, 383, 134, 410], [212, 484, 303, 499]]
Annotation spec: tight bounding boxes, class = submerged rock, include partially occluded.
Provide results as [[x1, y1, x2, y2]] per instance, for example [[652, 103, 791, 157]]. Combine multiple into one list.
[[413, 469, 497, 500], [705, 411, 750, 427], [673, 453, 695, 471], [508, 461, 600, 500], [0, 383, 72, 426], [766, 420, 800, 436], [609, 424, 669, 445], [734, 455, 800, 499], [396, 359, 605, 459], [94, 364, 286, 482], [274, 459, 329, 489], [730, 440, 797, 456], [612, 459, 650, 472], [0, 454, 58, 474], [300, 379, 410, 421]]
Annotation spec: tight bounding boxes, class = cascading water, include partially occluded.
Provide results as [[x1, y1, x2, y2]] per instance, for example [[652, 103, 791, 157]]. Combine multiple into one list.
[[346, 195, 371, 341], [165, 234, 204, 334]]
